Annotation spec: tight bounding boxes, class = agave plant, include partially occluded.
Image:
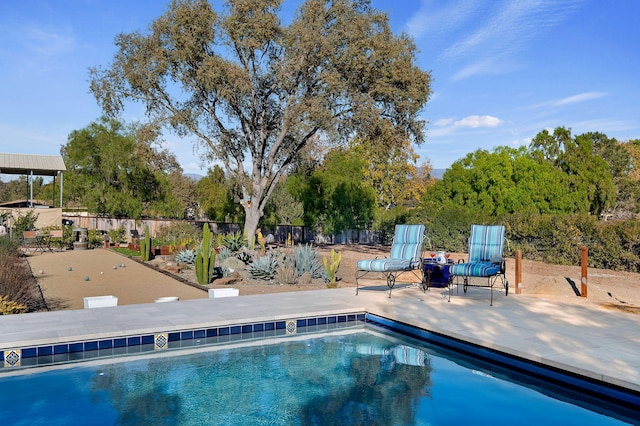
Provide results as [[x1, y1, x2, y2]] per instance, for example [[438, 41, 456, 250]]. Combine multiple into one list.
[[174, 249, 197, 264], [223, 231, 247, 252], [249, 254, 279, 280], [294, 244, 324, 279]]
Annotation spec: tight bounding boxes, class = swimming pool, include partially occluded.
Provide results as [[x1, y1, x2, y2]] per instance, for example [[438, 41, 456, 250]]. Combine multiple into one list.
[[0, 321, 636, 425]]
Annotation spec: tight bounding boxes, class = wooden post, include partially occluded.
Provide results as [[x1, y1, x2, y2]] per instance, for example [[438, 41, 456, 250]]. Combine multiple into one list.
[[581, 246, 588, 298], [515, 250, 522, 294]]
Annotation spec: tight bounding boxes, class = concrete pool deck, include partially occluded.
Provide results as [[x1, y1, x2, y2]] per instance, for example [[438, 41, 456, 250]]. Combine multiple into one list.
[[1, 282, 639, 395]]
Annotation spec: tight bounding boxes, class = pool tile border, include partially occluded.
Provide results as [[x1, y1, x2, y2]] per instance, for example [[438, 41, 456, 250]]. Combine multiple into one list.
[[1, 312, 366, 370]]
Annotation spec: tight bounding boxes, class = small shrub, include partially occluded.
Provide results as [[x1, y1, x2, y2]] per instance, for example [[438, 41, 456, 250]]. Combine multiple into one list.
[[0, 295, 28, 315], [155, 221, 199, 248], [275, 257, 297, 285], [108, 226, 127, 244], [12, 210, 38, 235]]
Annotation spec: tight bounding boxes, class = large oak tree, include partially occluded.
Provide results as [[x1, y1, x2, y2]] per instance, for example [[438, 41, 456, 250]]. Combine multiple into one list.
[[90, 0, 431, 244]]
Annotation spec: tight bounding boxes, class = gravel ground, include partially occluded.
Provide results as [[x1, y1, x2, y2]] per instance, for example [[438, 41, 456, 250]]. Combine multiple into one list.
[[26, 245, 640, 314]]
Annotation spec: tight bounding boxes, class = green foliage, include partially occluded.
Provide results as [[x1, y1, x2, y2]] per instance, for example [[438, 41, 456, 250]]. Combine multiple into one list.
[[111, 247, 141, 257], [223, 231, 247, 252], [108, 226, 127, 243], [195, 166, 238, 222], [289, 148, 376, 234], [140, 225, 153, 261], [195, 223, 216, 284], [174, 249, 197, 265], [155, 221, 199, 248], [322, 249, 342, 285], [12, 210, 38, 235], [294, 244, 324, 279], [249, 254, 279, 280], [62, 117, 183, 218]]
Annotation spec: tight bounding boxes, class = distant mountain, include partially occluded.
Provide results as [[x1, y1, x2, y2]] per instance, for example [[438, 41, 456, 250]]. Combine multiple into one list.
[[185, 173, 203, 181], [431, 169, 447, 180]]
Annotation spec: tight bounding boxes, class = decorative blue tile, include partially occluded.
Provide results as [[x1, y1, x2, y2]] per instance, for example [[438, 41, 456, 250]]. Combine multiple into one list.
[[241, 325, 252, 334], [54, 344, 68, 355], [114, 338, 126, 348], [297, 319, 306, 328], [98, 340, 113, 350], [230, 326, 241, 335], [69, 343, 84, 353], [194, 330, 206, 339], [38, 346, 53, 356], [308, 318, 317, 326], [264, 322, 275, 331], [141, 335, 154, 345], [22, 348, 37, 358], [318, 317, 327, 325], [276, 321, 286, 330], [254, 323, 264, 332], [181, 331, 194, 340], [206, 328, 217, 337], [168, 332, 180, 342], [338, 315, 346, 323], [328, 316, 337, 324], [127, 336, 141, 346], [219, 327, 230, 336], [347, 314, 356, 322], [84, 341, 98, 351]]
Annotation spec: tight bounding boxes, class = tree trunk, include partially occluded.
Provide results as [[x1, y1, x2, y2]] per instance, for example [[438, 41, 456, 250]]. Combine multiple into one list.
[[244, 205, 261, 249]]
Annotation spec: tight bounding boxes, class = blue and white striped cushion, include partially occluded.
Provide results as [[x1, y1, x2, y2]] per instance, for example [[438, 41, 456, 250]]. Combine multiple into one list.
[[356, 258, 413, 272], [450, 261, 500, 278], [468, 225, 505, 262]]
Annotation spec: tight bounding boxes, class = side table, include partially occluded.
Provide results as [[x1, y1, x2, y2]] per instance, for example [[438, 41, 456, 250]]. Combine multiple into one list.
[[421, 259, 454, 292]]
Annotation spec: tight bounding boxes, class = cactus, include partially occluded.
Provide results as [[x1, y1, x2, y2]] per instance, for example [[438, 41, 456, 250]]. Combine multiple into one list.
[[323, 249, 342, 285], [140, 225, 153, 261], [195, 223, 216, 284]]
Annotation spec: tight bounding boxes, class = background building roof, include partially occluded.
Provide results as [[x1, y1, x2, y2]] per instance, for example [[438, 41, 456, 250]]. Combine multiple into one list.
[[0, 153, 66, 176]]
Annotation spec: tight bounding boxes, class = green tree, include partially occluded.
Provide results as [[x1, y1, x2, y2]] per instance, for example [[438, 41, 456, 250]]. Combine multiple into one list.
[[62, 117, 182, 218], [89, 0, 431, 245], [289, 148, 375, 234], [195, 165, 236, 221]]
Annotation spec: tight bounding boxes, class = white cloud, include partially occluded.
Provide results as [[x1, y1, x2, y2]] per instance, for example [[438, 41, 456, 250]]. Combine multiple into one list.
[[527, 92, 608, 109], [553, 92, 607, 106], [433, 118, 455, 126], [454, 115, 502, 128]]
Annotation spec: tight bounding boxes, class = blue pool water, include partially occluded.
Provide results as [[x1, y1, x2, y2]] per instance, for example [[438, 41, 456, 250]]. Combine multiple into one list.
[[0, 326, 635, 425]]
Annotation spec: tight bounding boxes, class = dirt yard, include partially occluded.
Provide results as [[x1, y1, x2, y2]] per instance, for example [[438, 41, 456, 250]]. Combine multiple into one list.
[[26, 245, 640, 314]]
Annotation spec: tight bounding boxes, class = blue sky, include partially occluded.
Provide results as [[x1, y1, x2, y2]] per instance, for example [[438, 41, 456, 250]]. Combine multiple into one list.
[[1, 0, 639, 177]]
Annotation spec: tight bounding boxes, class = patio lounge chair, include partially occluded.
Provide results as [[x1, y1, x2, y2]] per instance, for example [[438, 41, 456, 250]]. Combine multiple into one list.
[[449, 225, 508, 305], [355, 224, 426, 298]]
